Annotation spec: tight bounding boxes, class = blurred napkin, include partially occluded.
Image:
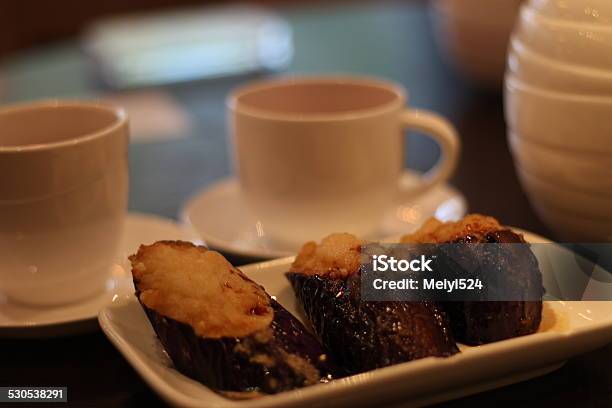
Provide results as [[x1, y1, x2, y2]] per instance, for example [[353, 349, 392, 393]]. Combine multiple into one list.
[[102, 90, 192, 143]]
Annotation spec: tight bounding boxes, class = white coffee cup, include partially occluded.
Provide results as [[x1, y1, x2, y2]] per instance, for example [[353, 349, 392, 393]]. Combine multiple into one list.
[[228, 75, 460, 246], [0, 100, 129, 306]]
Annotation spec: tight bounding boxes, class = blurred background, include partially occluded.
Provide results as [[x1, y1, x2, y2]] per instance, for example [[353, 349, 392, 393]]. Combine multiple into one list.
[[0, 0, 546, 241], [4, 2, 612, 406], [0, 0, 310, 58], [1, 0, 473, 217]]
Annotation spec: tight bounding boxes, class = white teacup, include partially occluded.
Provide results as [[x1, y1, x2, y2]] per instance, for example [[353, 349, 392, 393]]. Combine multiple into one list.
[[228, 75, 460, 246], [0, 100, 129, 306]]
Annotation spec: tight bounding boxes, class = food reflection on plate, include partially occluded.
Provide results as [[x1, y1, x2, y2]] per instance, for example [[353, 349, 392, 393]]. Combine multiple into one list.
[[539, 302, 566, 333]]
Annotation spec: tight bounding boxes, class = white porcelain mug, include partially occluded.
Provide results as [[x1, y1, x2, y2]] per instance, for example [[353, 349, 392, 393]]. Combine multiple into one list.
[[0, 101, 129, 306], [228, 75, 460, 246]]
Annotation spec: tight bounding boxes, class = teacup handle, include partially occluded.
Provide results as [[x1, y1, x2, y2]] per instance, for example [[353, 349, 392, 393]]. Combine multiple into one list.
[[399, 109, 461, 196]]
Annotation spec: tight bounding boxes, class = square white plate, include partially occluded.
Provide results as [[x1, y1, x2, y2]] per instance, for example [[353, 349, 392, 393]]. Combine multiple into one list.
[[99, 231, 612, 407]]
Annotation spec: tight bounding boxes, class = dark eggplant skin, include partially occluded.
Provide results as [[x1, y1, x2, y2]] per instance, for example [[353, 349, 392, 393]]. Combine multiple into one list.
[[286, 271, 459, 375], [441, 301, 542, 345], [439, 229, 544, 345], [130, 240, 339, 395], [137, 295, 339, 395]]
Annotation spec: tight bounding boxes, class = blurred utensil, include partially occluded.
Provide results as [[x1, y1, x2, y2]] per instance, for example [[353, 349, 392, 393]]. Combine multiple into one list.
[[431, 0, 523, 89]]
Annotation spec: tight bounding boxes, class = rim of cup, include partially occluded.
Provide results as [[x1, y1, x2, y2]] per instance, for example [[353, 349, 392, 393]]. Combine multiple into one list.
[[0, 99, 127, 153], [227, 75, 407, 122]]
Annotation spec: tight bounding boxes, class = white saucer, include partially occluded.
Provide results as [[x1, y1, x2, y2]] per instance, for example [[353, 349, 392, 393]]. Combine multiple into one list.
[[0, 212, 199, 338], [181, 171, 468, 260]]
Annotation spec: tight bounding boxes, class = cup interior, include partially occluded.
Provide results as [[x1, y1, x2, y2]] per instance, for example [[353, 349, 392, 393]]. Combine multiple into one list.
[[0, 103, 123, 148], [233, 79, 402, 117]]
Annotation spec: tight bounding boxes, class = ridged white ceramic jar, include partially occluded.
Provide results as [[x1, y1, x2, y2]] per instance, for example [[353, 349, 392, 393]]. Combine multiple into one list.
[[505, 0, 612, 241]]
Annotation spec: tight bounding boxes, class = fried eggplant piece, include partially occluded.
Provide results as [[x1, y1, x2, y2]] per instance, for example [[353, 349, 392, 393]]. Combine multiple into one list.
[[286, 234, 459, 375], [401, 214, 544, 345], [130, 241, 338, 396]]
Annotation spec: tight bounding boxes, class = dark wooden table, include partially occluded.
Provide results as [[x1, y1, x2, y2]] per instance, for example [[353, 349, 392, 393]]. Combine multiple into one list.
[[1, 1, 610, 407]]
